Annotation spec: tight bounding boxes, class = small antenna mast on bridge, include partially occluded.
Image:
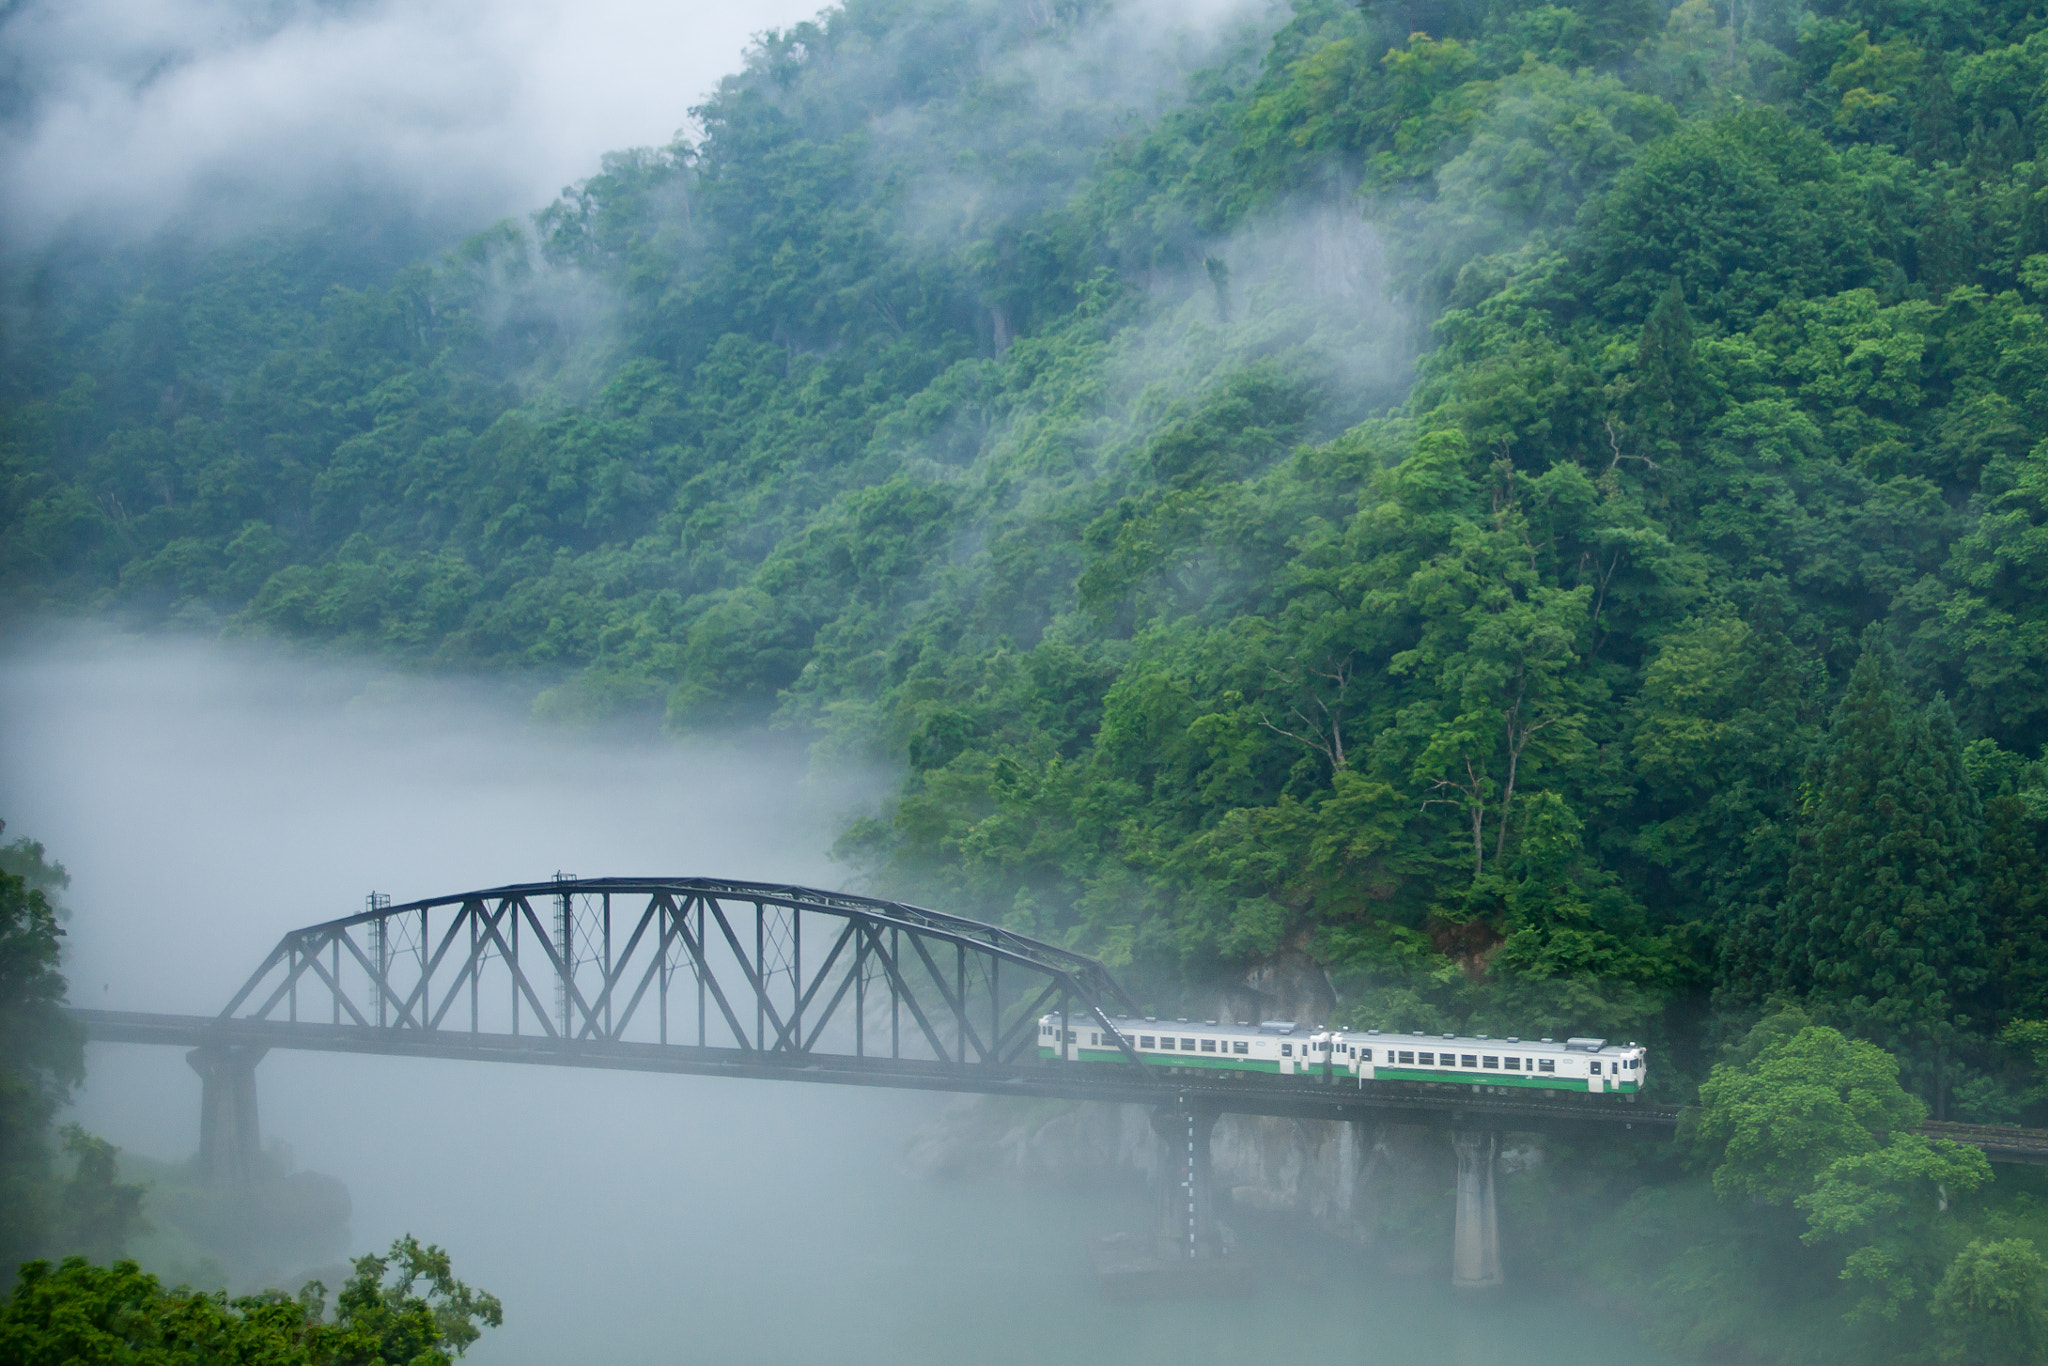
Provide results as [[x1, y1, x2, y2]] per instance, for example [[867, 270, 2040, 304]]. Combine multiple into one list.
[[366, 892, 391, 1026]]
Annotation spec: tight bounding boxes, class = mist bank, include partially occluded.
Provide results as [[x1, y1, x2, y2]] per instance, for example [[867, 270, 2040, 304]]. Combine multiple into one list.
[[0, 625, 887, 1013], [0, 628, 1687, 1366], [0, 0, 827, 250]]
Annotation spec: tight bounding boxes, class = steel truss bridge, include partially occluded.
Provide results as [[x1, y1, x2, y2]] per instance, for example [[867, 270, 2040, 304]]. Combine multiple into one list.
[[70, 876, 2048, 1285]]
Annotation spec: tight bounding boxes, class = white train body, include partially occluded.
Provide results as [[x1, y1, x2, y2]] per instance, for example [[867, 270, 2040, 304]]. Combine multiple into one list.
[[1037, 1016, 1646, 1095]]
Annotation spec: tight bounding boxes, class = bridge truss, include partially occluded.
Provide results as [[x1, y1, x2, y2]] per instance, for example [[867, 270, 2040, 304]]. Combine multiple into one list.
[[216, 877, 1141, 1076]]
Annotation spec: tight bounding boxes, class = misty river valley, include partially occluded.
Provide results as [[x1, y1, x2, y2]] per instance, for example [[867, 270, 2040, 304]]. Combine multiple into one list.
[[3, 634, 1678, 1366], [16, 0, 2048, 1362]]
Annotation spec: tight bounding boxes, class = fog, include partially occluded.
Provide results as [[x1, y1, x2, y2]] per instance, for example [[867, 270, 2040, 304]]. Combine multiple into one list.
[[0, 628, 1677, 1365], [0, 0, 823, 246]]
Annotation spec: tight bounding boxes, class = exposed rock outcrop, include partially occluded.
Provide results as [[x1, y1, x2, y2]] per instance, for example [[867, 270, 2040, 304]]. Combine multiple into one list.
[[903, 1095, 1466, 1253]]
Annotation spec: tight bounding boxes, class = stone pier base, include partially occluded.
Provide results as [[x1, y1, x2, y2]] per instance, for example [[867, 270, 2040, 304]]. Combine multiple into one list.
[[1451, 1129, 1502, 1289], [187, 1045, 266, 1188]]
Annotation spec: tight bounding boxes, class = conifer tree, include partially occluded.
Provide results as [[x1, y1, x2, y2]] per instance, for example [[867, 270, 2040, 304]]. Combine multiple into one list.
[[1630, 279, 1703, 458], [1970, 745, 2048, 1021], [1776, 633, 1989, 1108]]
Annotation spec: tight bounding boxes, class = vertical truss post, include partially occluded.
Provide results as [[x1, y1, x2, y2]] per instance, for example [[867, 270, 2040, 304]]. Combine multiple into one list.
[[696, 899, 706, 1048], [891, 927, 901, 1060], [367, 892, 390, 1028], [754, 903, 765, 1051], [468, 910, 479, 1034], [791, 910, 801, 1055], [555, 876, 574, 1038], [419, 908, 430, 1028], [854, 920, 867, 1057], [602, 894, 613, 1038]]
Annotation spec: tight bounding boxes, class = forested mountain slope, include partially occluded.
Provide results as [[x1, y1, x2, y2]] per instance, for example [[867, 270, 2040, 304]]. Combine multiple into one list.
[[26, 1, 2048, 1353], [13, 0, 2048, 1117]]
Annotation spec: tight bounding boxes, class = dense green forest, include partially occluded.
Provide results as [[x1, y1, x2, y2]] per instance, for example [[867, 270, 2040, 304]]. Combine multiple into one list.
[[18, 0, 2048, 1354]]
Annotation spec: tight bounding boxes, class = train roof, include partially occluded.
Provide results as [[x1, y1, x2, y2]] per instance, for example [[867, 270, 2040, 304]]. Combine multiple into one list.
[[1340, 1030, 1640, 1056], [1084, 1016, 1287, 1035]]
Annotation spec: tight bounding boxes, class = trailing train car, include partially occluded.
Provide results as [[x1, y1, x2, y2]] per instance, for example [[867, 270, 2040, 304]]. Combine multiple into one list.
[[1037, 1015, 1646, 1095]]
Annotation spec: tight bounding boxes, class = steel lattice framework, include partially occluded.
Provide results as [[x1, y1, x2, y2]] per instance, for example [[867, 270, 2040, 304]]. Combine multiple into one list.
[[218, 878, 1143, 1074]]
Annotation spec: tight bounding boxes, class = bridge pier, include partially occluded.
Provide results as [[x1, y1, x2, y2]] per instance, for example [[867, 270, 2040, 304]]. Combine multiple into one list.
[[1148, 1099, 1225, 1261], [1450, 1129, 1502, 1290], [187, 1045, 266, 1188]]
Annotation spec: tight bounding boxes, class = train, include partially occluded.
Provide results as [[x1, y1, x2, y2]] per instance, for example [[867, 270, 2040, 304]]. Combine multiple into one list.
[[1037, 1014, 1646, 1095]]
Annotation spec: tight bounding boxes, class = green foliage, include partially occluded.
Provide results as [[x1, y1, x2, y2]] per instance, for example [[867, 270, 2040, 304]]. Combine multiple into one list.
[[1929, 1237, 2048, 1364], [1697, 1021, 1928, 1206], [0, 1235, 501, 1366], [1797, 1133, 1992, 1323], [1765, 634, 1990, 1085], [0, 823, 83, 1273], [49, 1128, 148, 1267]]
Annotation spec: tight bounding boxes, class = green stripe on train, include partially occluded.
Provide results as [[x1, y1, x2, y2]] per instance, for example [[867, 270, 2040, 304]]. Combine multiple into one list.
[[1373, 1067, 1586, 1090]]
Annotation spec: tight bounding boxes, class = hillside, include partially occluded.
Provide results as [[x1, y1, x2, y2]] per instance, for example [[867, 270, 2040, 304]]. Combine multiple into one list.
[[14, 0, 2048, 1131]]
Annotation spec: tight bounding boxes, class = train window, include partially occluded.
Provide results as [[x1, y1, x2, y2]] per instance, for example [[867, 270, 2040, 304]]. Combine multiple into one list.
[[1418, 1052, 1434, 1065], [1233, 1041, 1248, 1054], [1538, 1059, 1554, 1072], [1067, 1031, 1078, 1042], [1201, 1039, 1216, 1052], [1398, 1051, 1414, 1064], [1589, 1061, 1603, 1075], [1483, 1056, 1498, 1069], [1281, 1043, 1293, 1057], [1461, 1054, 1478, 1068], [1160, 1037, 1175, 1050], [1140, 1036, 1155, 1048], [1505, 1057, 1521, 1071]]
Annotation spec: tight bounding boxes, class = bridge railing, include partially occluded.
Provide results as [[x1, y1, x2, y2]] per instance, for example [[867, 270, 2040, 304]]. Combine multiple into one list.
[[218, 878, 1143, 1071]]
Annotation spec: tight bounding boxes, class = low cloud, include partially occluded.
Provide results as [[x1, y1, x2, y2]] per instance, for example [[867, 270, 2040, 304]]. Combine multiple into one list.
[[0, 0, 823, 247]]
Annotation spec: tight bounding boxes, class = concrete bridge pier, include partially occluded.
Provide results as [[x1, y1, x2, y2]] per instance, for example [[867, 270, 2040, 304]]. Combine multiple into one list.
[[1149, 1099, 1224, 1260], [1450, 1129, 1502, 1289], [187, 1045, 266, 1188]]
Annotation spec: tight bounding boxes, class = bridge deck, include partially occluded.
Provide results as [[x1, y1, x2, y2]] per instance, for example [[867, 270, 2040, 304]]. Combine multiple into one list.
[[76, 1009, 2047, 1160], [73, 1008, 1676, 1134]]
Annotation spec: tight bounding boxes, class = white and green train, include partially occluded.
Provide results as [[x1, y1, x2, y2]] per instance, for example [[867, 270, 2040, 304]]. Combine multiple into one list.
[[1037, 1015, 1646, 1096]]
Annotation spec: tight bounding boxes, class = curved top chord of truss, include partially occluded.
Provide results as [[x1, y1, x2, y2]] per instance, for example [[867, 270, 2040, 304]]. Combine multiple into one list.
[[218, 878, 1142, 1072]]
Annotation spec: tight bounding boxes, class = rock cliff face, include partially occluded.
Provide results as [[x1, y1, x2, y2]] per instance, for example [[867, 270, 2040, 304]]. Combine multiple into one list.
[[903, 1095, 1471, 1258]]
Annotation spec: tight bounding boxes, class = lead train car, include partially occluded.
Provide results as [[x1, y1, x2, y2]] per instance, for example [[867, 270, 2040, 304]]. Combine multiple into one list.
[[1037, 1016, 1646, 1095]]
